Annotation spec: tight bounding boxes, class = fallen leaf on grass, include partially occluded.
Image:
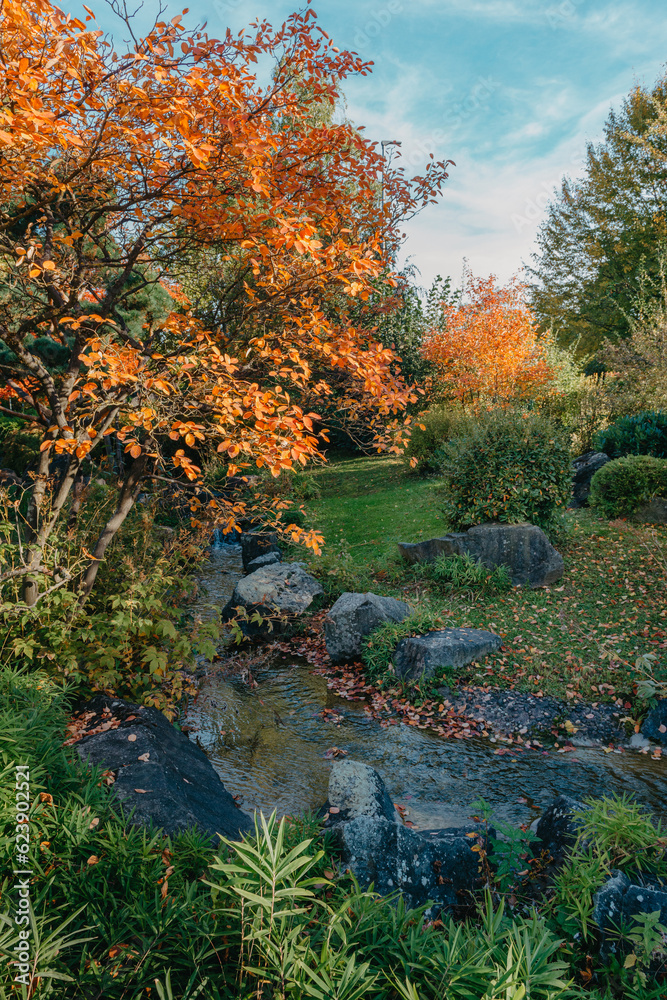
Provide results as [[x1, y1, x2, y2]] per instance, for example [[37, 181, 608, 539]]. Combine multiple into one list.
[[87, 855, 99, 865]]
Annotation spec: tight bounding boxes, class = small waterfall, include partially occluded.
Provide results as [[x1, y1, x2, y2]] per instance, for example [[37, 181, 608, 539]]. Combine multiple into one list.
[[210, 526, 242, 549]]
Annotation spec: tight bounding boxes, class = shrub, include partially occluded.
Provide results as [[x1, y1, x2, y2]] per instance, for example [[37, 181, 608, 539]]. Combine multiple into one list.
[[588, 455, 667, 518], [403, 405, 467, 474], [438, 409, 572, 532], [595, 410, 667, 459]]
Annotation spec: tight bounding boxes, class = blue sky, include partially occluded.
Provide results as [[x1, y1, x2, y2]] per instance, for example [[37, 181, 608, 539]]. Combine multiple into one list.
[[91, 0, 667, 291]]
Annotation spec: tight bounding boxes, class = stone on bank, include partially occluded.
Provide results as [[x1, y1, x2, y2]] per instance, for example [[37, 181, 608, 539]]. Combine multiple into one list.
[[325, 592, 412, 664], [398, 522, 564, 589]]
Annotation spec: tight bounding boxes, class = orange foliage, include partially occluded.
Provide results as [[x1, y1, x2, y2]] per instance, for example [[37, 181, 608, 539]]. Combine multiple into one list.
[[421, 271, 555, 406], [0, 0, 451, 599]]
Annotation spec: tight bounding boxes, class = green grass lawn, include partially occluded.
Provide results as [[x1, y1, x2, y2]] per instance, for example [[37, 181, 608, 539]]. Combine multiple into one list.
[[304, 454, 667, 708], [307, 453, 445, 564]]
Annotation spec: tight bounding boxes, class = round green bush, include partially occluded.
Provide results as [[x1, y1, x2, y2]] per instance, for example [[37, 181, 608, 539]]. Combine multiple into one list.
[[438, 409, 572, 531], [588, 455, 667, 518], [595, 410, 667, 459], [404, 405, 467, 474]]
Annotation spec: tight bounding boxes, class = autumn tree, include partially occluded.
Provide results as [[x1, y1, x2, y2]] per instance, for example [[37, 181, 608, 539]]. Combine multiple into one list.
[[421, 270, 555, 407], [0, 0, 451, 606]]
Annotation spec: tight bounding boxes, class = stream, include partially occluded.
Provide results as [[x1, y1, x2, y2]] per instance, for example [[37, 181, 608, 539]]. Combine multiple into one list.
[[186, 543, 667, 831]]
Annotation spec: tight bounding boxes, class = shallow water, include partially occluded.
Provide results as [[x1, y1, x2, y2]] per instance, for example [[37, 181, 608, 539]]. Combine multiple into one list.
[[187, 545, 667, 830]]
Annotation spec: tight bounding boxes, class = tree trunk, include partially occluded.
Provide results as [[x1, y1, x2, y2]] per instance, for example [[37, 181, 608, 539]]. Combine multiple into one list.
[[76, 455, 148, 603], [23, 457, 80, 606]]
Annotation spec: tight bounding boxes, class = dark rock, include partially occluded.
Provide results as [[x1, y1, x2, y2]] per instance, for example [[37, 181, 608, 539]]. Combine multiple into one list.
[[399, 523, 564, 588], [593, 870, 631, 956], [393, 628, 502, 682], [531, 795, 584, 862], [324, 760, 480, 915], [325, 592, 412, 665], [632, 497, 667, 524], [337, 815, 479, 916], [74, 695, 252, 841], [641, 700, 667, 744], [246, 551, 282, 574], [571, 451, 609, 508], [240, 531, 280, 571], [594, 875, 667, 957], [398, 535, 463, 565], [323, 760, 397, 824], [223, 562, 323, 633]]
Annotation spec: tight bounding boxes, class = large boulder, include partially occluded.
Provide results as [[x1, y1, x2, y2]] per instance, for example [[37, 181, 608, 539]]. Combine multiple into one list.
[[240, 531, 280, 571], [641, 699, 667, 744], [324, 760, 480, 915], [224, 561, 323, 632], [571, 451, 609, 508], [398, 522, 564, 588], [323, 760, 397, 824], [393, 627, 502, 682], [325, 592, 412, 665], [337, 815, 480, 915], [74, 696, 252, 841]]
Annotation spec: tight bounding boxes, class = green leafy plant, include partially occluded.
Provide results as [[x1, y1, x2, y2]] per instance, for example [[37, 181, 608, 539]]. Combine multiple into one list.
[[422, 552, 512, 594], [572, 794, 667, 875], [550, 795, 667, 950], [437, 408, 572, 533], [595, 410, 667, 460], [589, 454, 667, 518]]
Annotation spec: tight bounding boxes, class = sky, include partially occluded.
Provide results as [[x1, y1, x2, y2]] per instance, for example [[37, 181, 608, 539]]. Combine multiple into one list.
[[90, 0, 667, 293]]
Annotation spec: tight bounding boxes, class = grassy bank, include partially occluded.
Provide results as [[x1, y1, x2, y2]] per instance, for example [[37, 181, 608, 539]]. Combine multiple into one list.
[[304, 455, 667, 708]]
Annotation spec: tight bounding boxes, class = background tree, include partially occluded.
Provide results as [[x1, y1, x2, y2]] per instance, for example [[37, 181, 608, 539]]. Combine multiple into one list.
[[529, 69, 667, 355], [0, 0, 451, 606], [421, 269, 554, 407]]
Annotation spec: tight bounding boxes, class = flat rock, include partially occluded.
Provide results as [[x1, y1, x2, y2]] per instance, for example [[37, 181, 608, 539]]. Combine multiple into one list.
[[323, 759, 397, 825], [393, 627, 502, 682], [398, 523, 564, 588], [224, 562, 323, 630], [571, 451, 609, 508], [74, 695, 252, 842], [325, 592, 412, 664], [246, 551, 282, 574]]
